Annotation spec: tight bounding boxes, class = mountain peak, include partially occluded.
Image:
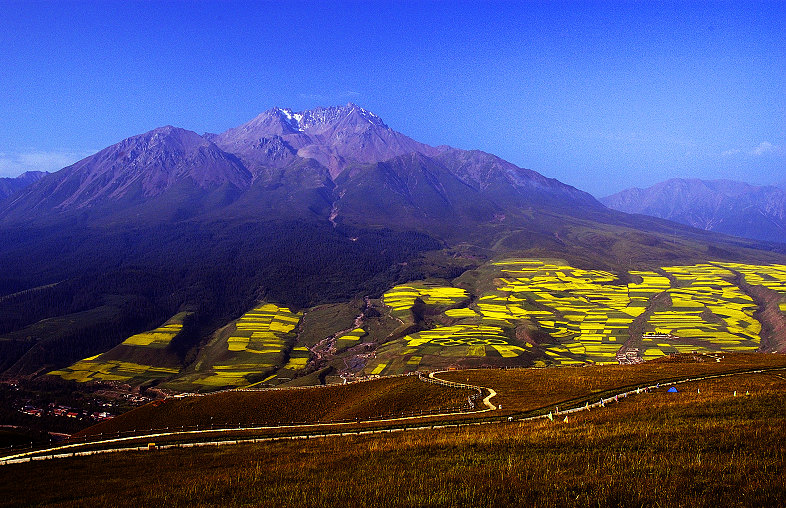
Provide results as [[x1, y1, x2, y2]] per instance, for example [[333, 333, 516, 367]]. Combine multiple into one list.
[[127, 125, 211, 153], [15, 170, 49, 181], [0, 126, 253, 218], [0, 102, 620, 238], [214, 104, 432, 178], [298, 103, 387, 131], [259, 103, 388, 133]]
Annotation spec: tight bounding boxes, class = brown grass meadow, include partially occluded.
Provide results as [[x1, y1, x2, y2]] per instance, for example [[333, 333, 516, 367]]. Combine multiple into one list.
[[440, 352, 786, 412], [2, 354, 786, 507], [77, 375, 474, 438]]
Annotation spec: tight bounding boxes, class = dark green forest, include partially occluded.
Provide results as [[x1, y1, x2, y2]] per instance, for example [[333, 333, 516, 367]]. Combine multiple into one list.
[[0, 219, 444, 375]]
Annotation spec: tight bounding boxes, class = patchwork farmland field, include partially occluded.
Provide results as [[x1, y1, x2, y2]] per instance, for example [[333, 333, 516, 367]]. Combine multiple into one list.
[[366, 323, 530, 375], [482, 259, 646, 365], [639, 264, 761, 360], [48, 312, 191, 384], [367, 259, 786, 374], [44, 260, 786, 390], [717, 262, 786, 295], [382, 283, 468, 321], [169, 304, 303, 390]]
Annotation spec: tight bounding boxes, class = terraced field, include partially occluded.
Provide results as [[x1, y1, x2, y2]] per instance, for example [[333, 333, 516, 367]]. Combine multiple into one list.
[[47, 312, 190, 384], [171, 304, 303, 390], [717, 263, 786, 322], [382, 283, 468, 321], [638, 264, 761, 360], [717, 262, 786, 295], [367, 323, 530, 375], [367, 259, 786, 373], [45, 260, 786, 390], [484, 259, 647, 365]]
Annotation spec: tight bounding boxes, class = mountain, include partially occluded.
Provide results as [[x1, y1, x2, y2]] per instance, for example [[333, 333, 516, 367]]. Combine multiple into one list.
[[330, 148, 603, 238], [0, 171, 47, 201], [601, 179, 786, 243], [1, 103, 603, 230], [211, 103, 440, 178], [2, 105, 786, 380], [0, 127, 252, 223]]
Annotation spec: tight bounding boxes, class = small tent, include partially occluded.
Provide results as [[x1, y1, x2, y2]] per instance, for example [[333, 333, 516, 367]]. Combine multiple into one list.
[[667, 386, 678, 393]]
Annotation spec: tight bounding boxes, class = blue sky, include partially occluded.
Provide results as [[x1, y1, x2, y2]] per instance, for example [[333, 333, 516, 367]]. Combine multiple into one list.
[[0, 1, 783, 196]]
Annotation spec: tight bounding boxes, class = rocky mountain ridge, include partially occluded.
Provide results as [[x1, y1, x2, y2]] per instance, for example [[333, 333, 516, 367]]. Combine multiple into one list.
[[601, 178, 786, 243]]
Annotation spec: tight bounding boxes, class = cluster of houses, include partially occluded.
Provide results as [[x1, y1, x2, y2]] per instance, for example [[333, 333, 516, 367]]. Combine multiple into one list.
[[18, 402, 113, 421], [616, 348, 644, 365], [641, 332, 678, 340]]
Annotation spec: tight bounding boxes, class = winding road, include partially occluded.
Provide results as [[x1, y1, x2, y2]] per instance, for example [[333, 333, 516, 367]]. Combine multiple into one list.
[[2, 365, 784, 466]]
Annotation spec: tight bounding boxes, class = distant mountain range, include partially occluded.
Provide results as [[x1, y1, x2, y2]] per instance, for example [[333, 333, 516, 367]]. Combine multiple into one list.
[[601, 179, 786, 243], [0, 171, 47, 202]]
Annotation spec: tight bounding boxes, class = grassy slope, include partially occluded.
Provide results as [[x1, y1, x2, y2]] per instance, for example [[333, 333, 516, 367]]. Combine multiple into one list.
[[296, 301, 361, 347], [46, 312, 192, 385], [75, 352, 786, 437], [439, 353, 786, 412], [76, 375, 473, 437], [2, 356, 786, 506]]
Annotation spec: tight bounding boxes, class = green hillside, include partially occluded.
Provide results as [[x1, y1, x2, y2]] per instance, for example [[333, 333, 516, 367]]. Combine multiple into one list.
[[48, 312, 193, 385], [44, 259, 786, 392]]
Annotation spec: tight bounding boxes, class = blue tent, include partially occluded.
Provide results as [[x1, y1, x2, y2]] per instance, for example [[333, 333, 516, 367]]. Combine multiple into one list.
[[667, 386, 678, 393]]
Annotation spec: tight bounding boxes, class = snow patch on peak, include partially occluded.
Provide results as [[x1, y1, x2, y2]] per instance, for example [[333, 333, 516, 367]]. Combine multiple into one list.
[[256, 104, 387, 133], [272, 107, 304, 132], [347, 103, 381, 122], [293, 103, 388, 132]]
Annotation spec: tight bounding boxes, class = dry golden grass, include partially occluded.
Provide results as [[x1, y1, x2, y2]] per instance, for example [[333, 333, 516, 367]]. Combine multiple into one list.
[[2, 365, 785, 507], [438, 353, 786, 412], [76, 375, 473, 438]]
